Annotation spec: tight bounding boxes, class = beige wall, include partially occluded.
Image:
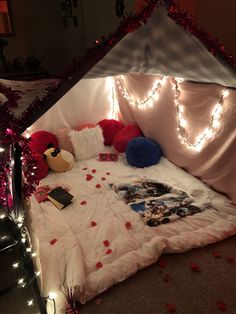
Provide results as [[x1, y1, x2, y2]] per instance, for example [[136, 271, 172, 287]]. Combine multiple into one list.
[[176, 0, 236, 59], [3, 0, 135, 75], [5, 0, 66, 73], [3, 0, 236, 75]]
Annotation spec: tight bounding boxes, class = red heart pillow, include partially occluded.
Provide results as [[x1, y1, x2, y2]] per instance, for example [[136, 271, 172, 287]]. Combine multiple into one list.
[[98, 119, 124, 146], [113, 124, 143, 153]]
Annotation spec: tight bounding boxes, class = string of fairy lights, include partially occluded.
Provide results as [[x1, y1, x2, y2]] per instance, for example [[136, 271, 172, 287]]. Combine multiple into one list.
[[114, 75, 230, 152], [0, 195, 56, 312], [0, 212, 57, 313], [114, 75, 166, 109], [0, 74, 231, 313]]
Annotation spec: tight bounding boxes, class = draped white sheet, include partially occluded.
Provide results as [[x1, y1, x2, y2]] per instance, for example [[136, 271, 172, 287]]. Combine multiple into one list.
[[27, 155, 236, 314]]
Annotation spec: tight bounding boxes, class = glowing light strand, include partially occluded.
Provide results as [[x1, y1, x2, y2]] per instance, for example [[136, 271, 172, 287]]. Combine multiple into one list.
[[174, 79, 229, 151], [114, 75, 165, 107]]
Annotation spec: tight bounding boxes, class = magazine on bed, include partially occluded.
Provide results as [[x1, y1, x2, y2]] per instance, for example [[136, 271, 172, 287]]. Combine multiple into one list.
[[110, 180, 202, 227]]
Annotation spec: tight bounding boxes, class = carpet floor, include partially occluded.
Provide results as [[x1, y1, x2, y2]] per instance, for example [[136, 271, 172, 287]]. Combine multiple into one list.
[[79, 234, 236, 314], [0, 234, 235, 313]]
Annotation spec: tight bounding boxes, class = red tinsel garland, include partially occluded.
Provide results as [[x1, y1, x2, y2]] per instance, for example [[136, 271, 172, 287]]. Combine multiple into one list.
[[166, 0, 236, 70], [0, 107, 38, 207]]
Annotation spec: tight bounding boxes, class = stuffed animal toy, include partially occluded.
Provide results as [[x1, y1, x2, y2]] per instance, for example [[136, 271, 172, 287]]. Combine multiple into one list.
[[32, 153, 49, 180], [126, 137, 162, 168], [44, 147, 74, 173], [98, 119, 124, 146], [30, 130, 58, 154], [113, 124, 143, 153]]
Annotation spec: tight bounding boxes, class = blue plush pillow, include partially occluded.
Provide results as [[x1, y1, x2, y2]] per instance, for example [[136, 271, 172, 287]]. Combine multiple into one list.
[[126, 137, 162, 168]]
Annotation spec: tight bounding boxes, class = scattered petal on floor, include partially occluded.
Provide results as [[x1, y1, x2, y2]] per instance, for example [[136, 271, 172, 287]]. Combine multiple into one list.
[[80, 201, 87, 205], [91, 221, 97, 227], [163, 274, 170, 282], [101, 177, 106, 181], [50, 239, 57, 245], [106, 249, 112, 255], [94, 298, 102, 305], [95, 184, 101, 188], [106, 172, 111, 175], [217, 301, 227, 311], [165, 303, 176, 312], [212, 251, 221, 258], [82, 167, 88, 170], [158, 259, 167, 268], [225, 256, 234, 264], [92, 169, 97, 173], [190, 262, 201, 272]]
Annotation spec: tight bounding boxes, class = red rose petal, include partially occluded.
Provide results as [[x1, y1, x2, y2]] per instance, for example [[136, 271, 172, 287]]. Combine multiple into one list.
[[225, 256, 234, 264], [190, 262, 201, 272], [50, 239, 57, 245], [91, 221, 97, 227], [125, 221, 132, 229], [158, 259, 167, 268], [106, 249, 112, 255], [80, 200, 87, 205], [106, 172, 111, 175], [163, 274, 170, 282], [217, 301, 227, 311], [95, 184, 101, 188], [103, 240, 110, 247], [213, 251, 221, 258], [96, 261, 103, 269], [86, 174, 94, 181], [92, 169, 96, 173], [165, 303, 176, 312], [101, 177, 106, 181], [94, 298, 102, 305], [82, 167, 88, 170]]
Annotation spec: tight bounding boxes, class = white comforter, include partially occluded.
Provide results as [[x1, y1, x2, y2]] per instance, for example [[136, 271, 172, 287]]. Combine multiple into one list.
[[28, 156, 236, 313]]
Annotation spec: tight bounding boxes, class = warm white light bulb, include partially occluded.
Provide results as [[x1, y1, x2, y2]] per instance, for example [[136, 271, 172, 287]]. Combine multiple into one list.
[[0, 214, 5, 219], [206, 130, 214, 139], [212, 120, 220, 128], [0, 147, 5, 153], [13, 263, 19, 268], [28, 300, 34, 306], [48, 292, 57, 299], [223, 90, 229, 97], [179, 105, 184, 113], [31, 252, 37, 257], [18, 278, 24, 284], [180, 118, 187, 127]]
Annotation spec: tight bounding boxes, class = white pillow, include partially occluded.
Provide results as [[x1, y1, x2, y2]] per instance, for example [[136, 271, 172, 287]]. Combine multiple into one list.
[[69, 126, 105, 161]]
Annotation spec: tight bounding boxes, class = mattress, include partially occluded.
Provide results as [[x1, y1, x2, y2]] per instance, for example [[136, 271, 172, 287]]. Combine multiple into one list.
[[27, 155, 236, 313]]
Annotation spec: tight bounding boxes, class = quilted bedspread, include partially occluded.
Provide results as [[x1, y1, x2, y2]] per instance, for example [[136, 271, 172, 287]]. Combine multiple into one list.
[[27, 155, 236, 313]]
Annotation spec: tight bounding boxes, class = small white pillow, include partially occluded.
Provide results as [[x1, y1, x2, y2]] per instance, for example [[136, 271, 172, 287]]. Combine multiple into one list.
[[69, 125, 105, 161]]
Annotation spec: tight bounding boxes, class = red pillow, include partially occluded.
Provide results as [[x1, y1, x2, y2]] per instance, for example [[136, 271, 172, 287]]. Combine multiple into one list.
[[33, 153, 49, 180], [30, 130, 58, 154], [76, 123, 96, 131], [98, 119, 124, 146], [113, 124, 143, 153]]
